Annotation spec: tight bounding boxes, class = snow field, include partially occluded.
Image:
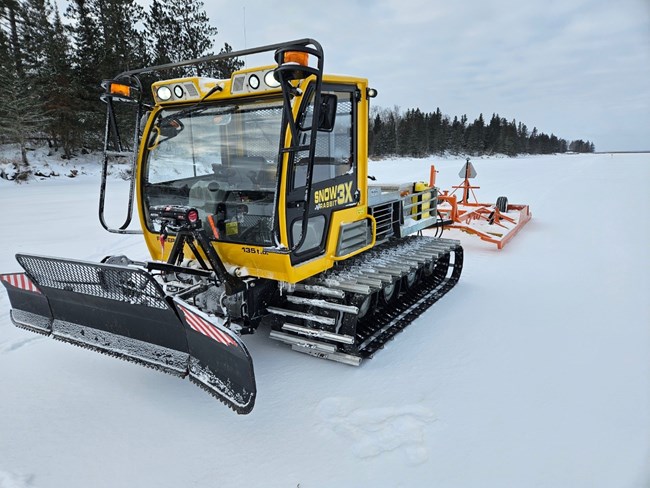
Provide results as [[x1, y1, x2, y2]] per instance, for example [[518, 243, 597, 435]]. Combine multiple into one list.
[[0, 153, 648, 487]]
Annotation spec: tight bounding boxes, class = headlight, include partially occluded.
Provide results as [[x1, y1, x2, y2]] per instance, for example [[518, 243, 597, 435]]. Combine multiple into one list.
[[248, 74, 260, 90], [173, 85, 184, 98], [264, 70, 280, 88], [157, 86, 172, 101]]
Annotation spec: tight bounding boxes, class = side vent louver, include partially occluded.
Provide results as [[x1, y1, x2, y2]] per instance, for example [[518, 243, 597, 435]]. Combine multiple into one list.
[[336, 220, 371, 257]]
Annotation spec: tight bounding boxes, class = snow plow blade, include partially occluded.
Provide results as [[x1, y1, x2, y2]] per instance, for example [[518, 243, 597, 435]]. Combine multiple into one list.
[[1, 254, 256, 414]]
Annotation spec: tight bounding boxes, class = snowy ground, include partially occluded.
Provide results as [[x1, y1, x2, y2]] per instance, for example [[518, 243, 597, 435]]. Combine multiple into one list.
[[0, 153, 648, 488]]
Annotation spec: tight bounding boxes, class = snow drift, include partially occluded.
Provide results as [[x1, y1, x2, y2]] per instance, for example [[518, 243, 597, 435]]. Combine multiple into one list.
[[0, 153, 648, 487]]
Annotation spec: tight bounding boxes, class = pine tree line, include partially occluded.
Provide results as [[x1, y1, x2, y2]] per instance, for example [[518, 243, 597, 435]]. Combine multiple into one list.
[[369, 106, 595, 158], [0, 0, 241, 164], [1, 0, 596, 167]]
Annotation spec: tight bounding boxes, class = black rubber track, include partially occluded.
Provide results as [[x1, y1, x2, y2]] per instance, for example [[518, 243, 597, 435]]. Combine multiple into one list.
[[354, 244, 463, 358]]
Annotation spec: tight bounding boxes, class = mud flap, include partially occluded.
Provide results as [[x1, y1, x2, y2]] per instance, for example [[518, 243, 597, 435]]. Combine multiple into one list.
[[1, 254, 256, 414]]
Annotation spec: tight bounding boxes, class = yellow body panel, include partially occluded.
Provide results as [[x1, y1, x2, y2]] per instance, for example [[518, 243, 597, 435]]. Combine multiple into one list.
[[137, 68, 373, 284]]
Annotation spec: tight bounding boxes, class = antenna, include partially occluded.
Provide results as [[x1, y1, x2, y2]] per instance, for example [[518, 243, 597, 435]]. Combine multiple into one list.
[[243, 7, 248, 67]]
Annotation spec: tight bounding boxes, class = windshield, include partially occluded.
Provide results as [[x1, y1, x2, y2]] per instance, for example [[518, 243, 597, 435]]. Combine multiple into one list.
[[142, 98, 283, 246]]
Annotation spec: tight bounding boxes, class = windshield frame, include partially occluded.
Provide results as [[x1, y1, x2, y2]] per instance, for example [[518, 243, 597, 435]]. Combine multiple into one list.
[[140, 94, 285, 246]]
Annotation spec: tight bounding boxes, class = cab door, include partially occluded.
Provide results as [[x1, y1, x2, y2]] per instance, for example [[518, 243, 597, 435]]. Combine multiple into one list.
[[286, 83, 359, 265]]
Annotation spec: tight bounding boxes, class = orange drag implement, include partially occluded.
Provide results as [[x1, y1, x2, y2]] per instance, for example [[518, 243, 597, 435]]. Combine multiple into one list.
[[432, 160, 532, 250]]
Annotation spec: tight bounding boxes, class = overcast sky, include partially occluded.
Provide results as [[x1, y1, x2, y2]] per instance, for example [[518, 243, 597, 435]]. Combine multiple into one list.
[[199, 0, 649, 151]]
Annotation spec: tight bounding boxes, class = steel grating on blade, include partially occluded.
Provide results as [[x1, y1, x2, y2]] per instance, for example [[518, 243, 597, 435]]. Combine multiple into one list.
[[17, 255, 168, 309]]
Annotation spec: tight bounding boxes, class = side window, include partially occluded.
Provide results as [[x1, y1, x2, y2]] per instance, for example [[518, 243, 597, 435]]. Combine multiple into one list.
[[292, 89, 354, 188]]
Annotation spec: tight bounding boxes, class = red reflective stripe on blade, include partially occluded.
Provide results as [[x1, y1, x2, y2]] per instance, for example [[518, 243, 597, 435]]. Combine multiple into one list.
[[180, 306, 235, 347], [212, 326, 236, 347], [184, 311, 216, 340], [193, 315, 231, 346], [186, 313, 222, 344], [1, 274, 40, 294]]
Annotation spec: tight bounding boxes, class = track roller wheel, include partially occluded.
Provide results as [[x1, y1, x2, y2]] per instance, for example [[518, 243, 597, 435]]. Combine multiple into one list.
[[357, 294, 373, 320], [403, 267, 421, 291], [423, 259, 435, 277], [380, 279, 401, 304]]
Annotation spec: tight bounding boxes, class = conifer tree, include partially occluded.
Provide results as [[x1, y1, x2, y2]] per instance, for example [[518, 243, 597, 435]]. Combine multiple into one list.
[[0, 10, 12, 73], [379, 109, 398, 156], [465, 113, 485, 155], [145, 0, 241, 78], [501, 119, 519, 156], [209, 42, 244, 79], [449, 115, 466, 155], [19, 0, 52, 79], [65, 0, 103, 147], [145, 0, 176, 68], [0, 68, 49, 166], [429, 108, 445, 154], [369, 112, 382, 156], [1, 0, 23, 75], [485, 114, 501, 154], [517, 122, 529, 153], [44, 7, 77, 157], [96, 0, 146, 74], [65, 0, 146, 147], [66, 0, 101, 87]]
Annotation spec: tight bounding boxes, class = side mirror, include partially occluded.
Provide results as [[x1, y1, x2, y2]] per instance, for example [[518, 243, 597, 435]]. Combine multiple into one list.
[[159, 118, 184, 138], [317, 94, 337, 132], [298, 93, 338, 132]]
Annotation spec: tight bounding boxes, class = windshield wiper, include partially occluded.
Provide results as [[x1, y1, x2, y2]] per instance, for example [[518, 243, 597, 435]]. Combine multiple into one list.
[[160, 83, 229, 122], [154, 80, 237, 131], [155, 104, 238, 140]]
